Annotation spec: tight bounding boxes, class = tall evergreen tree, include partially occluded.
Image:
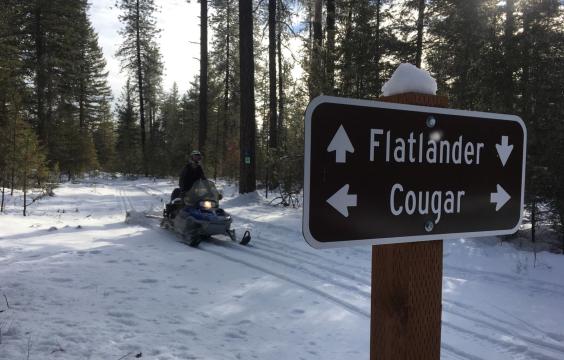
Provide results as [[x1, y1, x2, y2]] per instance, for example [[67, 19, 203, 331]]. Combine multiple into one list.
[[0, 0, 24, 206], [13, 0, 108, 177], [427, 0, 489, 108], [116, 80, 142, 175], [325, 0, 336, 94], [199, 0, 209, 152], [239, 0, 256, 193], [93, 101, 117, 172], [336, 0, 393, 98], [209, 0, 241, 179], [116, 0, 162, 176], [268, 0, 278, 149]]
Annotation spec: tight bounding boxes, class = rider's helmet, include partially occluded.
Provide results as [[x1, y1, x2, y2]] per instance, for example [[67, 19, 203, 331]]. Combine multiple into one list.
[[190, 150, 202, 164]]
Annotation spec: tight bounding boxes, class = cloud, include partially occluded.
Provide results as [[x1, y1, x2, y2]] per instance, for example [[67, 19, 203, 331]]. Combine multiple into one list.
[[89, 0, 200, 104]]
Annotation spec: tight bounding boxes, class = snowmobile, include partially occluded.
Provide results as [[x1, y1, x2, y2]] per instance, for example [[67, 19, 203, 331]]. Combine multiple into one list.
[[160, 179, 251, 247]]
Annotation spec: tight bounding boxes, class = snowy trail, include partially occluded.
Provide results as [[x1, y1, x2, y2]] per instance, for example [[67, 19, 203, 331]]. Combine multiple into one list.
[[121, 182, 372, 318], [200, 242, 370, 319], [119, 180, 564, 360], [2, 178, 564, 360]]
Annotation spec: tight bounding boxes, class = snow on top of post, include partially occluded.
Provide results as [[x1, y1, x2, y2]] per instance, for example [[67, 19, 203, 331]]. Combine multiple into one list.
[[381, 63, 437, 97]]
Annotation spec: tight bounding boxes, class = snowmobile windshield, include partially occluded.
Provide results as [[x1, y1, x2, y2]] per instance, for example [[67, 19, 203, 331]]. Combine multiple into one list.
[[184, 179, 220, 206]]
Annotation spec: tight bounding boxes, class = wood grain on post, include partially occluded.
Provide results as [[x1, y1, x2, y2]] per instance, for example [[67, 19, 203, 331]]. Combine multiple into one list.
[[370, 92, 448, 360]]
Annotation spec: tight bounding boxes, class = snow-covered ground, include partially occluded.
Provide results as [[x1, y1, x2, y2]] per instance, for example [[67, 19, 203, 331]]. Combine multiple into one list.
[[1, 177, 564, 359]]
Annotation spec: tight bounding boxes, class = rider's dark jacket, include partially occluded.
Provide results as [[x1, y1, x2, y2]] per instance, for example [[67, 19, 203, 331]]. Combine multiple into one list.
[[179, 161, 205, 193]]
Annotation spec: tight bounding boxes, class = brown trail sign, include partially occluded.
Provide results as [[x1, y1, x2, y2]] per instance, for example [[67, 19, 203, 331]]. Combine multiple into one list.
[[303, 96, 526, 247], [302, 93, 527, 360]]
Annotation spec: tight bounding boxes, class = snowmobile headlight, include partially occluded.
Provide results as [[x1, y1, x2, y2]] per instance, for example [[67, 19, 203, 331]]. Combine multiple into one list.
[[200, 200, 214, 209]]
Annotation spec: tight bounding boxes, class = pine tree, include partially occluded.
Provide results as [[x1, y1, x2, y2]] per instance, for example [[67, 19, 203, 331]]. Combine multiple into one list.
[[13, 0, 111, 177], [93, 102, 117, 172], [268, 0, 278, 149], [325, 0, 336, 94], [239, 0, 257, 193], [77, 20, 113, 131], [209, 0, 241, 179], [427, 0, 490, 108], [116, 80, 142, 175], [0, 0, 24, 208], [16, 118, 48, 216], [199, 0, 209, 152], [116, 0, 162, 176], [336, 0, 393, 98], [517, 0, 564, 244]]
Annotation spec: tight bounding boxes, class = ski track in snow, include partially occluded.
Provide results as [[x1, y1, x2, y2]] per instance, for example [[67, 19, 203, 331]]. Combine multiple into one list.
[[2, 178, 564, 360]]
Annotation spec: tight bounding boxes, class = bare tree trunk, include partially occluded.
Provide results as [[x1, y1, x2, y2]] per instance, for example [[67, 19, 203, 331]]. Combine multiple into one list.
[[23, 138, 29, 217], [310, 0, 322, 99], [503, 0, 515, 112], [268, 0, 277, 149], [10, 105, 16, 196], [521, 6, 532, 129], [79, 79, 85, 128], [277, 1, 284, 149], [531, 197, 537, 243], [199, 0, 208, 151], [375, 0, 382, 94], [342, 4, 353, 95], [135, 0, 147, 176], [239, 0, 256, 193], [326, 0, 335, 94], [415, 0, 425, 68], [213, 109, 220, 180], [221, 1, 231, 177], [1, 183, 5, 212], [34, 0, 47, 143]]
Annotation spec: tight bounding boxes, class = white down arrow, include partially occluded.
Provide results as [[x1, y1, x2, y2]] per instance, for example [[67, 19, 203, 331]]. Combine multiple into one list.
[[496, 136, 513, 167]]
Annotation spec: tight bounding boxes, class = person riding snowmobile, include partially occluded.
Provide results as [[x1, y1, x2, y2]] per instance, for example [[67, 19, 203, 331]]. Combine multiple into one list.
[[162, 150, 251, 246], [171, 150, 205, 201]]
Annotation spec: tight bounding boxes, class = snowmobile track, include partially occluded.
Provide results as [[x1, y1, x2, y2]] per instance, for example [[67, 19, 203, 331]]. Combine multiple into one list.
[[198, 242, 370, 319], [204, 236, 371, 300], [126, 182, 564, 360], [442, 321, 564, 360], [445, 264, 564, 298], [230, 214, 370, 273]]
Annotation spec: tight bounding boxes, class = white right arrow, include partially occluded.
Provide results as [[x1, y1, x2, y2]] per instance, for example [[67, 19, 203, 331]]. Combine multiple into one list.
[[490, 184, 511, 211], [327, 184, 357, 217], [495, 136, 513, 167], [327, 125, 354, 163]]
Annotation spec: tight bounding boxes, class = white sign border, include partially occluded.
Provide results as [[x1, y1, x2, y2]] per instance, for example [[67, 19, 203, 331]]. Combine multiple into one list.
[[303, 95, 528, 249]]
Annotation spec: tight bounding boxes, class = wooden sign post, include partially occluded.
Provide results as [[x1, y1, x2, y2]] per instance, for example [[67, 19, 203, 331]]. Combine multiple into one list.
[[370, 93, 448, 360]]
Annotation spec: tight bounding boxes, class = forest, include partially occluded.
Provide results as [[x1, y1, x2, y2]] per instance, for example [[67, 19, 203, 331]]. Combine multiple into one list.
[[1, 0, 564, 241]]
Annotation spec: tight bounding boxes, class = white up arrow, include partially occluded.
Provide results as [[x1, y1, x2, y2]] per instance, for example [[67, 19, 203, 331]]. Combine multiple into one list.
[[327, 184, 357, 217], [490, 184, 511, 211], [327, 125, 354, 163], [495, 136, 513, 167]]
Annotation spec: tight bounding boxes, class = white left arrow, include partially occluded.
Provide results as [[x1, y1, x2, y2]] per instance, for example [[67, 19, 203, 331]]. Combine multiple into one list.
[[327, 125, 354, 163], [495, 136, 513, 167], [490, 184, 511, 211], [327, 184, 357, 217]]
